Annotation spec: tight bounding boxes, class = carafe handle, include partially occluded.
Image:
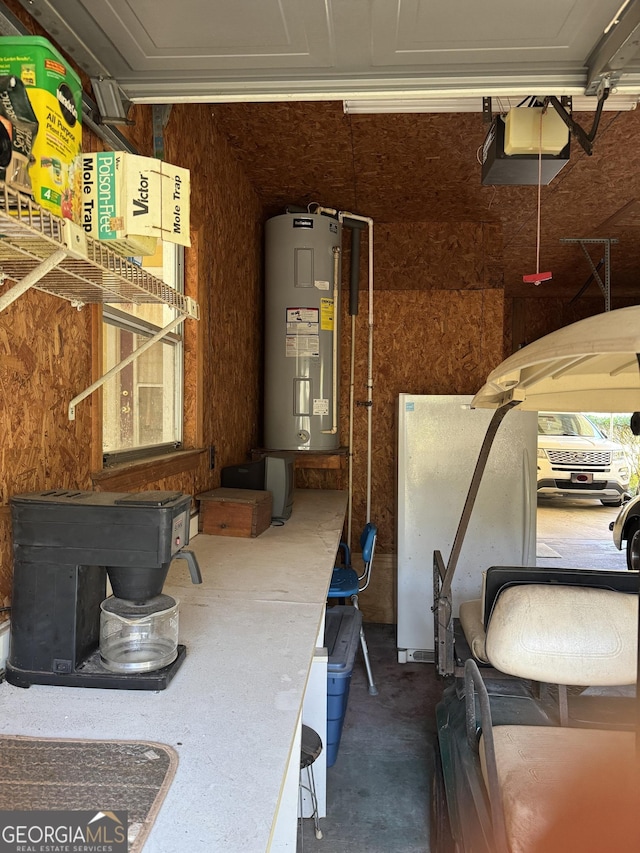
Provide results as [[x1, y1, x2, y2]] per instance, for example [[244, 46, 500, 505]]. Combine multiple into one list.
[[175, 548, 203, 584]]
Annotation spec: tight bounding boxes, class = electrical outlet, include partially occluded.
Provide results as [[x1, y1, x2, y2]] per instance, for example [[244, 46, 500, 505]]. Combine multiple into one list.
[[209, 445, 216, 470]]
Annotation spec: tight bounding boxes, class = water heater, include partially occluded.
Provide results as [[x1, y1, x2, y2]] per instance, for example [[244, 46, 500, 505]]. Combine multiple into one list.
[[264, 212, 342, 451]]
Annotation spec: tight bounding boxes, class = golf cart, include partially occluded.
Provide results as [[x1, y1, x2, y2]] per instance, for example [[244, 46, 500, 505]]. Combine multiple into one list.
[[611, 481, 640, 569], [432, 306, 640, 853]]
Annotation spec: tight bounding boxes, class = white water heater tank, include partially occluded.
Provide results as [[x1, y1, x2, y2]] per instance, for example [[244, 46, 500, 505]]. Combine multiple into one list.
[[264, 212, 342, 451]]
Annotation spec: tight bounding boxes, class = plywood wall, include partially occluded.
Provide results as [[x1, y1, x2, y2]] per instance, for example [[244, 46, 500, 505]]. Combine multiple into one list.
[[511, 294, 639, 352], [161, 103, 263, 497], [0, 101, 262, 608], [342, 287, 504, 621]]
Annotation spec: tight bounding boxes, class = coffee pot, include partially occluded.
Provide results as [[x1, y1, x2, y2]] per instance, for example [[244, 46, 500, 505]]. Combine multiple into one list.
[[7, 489, 202, 690]]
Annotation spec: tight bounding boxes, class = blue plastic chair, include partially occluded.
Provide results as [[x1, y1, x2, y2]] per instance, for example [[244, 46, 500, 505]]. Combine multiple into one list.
[[328, 523, 378, 695]]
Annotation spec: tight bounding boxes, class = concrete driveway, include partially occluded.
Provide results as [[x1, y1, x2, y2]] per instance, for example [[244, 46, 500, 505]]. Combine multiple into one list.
[[536, 497, 627, 570]]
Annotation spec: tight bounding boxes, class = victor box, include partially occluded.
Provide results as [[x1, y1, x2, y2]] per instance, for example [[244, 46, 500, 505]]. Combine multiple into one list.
[[80, 150, 191, 256], [197, 488, 272, 538]]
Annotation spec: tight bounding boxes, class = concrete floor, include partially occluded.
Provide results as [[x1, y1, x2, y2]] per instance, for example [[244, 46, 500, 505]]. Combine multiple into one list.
[[298, 622, 439, 853], [536, 496, 627, 570], [297, 497, 629, 852]]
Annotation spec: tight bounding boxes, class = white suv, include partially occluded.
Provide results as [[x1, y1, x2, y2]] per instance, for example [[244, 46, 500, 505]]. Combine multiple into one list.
[[537, 411, 630, 507]]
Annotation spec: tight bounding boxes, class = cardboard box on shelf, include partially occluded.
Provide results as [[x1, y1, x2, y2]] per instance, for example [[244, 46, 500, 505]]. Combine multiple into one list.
[[80, 151, 190, 256], [0, 36, 82, 220]]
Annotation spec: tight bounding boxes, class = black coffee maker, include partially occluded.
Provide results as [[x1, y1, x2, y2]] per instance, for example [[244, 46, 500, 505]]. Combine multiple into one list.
[[6, 489, 202, 690]]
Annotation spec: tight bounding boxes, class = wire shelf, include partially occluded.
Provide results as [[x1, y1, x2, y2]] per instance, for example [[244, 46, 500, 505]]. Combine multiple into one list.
[[0, 181, 199, 319]]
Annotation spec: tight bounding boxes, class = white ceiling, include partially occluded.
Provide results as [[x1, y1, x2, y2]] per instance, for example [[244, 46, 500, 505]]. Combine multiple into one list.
[[14, 0, 640, 106]]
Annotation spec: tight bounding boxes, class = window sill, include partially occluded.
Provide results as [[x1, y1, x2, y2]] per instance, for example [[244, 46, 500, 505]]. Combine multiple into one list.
[[91, 448, 206, 492]]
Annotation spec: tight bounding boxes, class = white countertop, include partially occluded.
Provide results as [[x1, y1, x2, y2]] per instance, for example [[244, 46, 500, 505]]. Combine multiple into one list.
[[0, 489, 348, 852]]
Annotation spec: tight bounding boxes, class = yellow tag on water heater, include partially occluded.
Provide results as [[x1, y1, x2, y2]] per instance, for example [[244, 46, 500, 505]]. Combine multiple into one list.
[[321, 297, 334, 331]]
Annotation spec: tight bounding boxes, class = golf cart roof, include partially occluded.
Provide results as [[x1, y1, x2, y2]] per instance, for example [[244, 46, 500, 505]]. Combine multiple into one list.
[[472, 305, 640, 413]]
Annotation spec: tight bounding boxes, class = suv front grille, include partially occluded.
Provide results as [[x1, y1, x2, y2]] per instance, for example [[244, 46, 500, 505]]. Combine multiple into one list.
[[546, 450, 611, 466], [555, 480, 606, 491]]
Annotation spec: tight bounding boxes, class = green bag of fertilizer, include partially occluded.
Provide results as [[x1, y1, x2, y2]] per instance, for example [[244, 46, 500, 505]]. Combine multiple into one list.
[[0, 35, 82, 219]]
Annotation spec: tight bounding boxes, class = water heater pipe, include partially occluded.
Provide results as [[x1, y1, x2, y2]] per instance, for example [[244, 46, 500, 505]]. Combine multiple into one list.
[[347, 312, 356, 549], [341, 219, 365, 549], [321, 245, 341, 436], [339, 211, 374, 528], [309, 205, 374, 542], [347, 224, 363, 315]]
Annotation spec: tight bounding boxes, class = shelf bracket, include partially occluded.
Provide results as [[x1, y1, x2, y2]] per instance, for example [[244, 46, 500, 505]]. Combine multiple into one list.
[[0, 247, 68, 313], [560, 238, 618, 312], [68, 313, 185, 421]]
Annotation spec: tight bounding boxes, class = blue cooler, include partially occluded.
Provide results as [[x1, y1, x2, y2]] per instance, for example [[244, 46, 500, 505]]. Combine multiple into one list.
[[324, 605, 362, 766]]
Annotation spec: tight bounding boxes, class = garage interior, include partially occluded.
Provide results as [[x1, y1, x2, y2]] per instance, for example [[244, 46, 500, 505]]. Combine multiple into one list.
[[2, 0, 640, 618], [0, 0, 639, 850]]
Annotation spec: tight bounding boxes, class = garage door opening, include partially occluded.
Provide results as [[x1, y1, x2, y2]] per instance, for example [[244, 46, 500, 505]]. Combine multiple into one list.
[[536, 411, 634, 572]]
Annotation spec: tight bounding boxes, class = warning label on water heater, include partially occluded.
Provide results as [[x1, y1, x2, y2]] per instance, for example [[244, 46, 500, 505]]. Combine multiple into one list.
[[286, 307, 319, 357], [320, 298, 334, 331], [287, 307, 318, 325], [286, 335, 319, 357]]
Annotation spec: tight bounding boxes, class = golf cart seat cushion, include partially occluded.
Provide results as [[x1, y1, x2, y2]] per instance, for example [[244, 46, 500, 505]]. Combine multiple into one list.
[[485, 584, 638, 686], [458, 598, 489, 663], [482, 566, 639, 629], [479, 725, 636, 853]]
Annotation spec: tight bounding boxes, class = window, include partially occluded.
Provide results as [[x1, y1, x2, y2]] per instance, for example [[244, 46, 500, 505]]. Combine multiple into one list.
[[537, 412, 603, 439], [102, 241, 184, 463]]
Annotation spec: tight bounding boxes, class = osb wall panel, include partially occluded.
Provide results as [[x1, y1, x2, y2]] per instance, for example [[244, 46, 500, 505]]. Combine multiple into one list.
[[212, 101, 640, 299], [337, 287, 505, 621], [162, 104, 263, 499], [0, 289, 94, 607], [511, 294, 640, 351], [213, 103, 498, 224], [358, 553, 396, 625], [212, 102, 359, 218], [374, 222, 503, 290]]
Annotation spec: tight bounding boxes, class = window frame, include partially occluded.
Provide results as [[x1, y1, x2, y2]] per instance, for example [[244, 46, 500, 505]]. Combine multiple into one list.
[[100, 242, 186, 466]]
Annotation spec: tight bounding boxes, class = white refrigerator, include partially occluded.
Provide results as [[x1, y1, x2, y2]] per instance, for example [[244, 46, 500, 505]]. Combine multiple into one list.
[[397, 394, 537, 663]]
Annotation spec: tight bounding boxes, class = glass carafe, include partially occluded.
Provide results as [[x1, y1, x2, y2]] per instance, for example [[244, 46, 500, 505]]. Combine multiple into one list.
[[100, 594, 179, 673]]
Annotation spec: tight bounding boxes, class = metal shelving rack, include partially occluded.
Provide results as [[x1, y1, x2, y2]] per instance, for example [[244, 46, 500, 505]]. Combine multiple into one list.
[[0, 181, 200, 419]]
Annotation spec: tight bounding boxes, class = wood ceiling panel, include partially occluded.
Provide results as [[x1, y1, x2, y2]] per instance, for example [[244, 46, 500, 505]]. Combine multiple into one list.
[[212, 100, 640, 300]]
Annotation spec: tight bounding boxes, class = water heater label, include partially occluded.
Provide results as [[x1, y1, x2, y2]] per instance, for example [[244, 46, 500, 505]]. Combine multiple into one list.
[[287, 321, 318, 335], [293, 217, 314, 228], [313, 398, 329, 415], [286, 307, 320, 356], [314, 280, 330, 290], [287, 307, 318, 324], [286, 335, 319, 357], [320, 297, 334, 331]]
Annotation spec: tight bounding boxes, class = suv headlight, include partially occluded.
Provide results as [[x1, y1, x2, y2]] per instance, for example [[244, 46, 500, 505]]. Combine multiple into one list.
[[537, 448, 547, 459], [612, 450, 626, 460]]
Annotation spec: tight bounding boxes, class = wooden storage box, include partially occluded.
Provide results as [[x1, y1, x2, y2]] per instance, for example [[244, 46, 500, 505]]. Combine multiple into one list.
[[197, 488, 272, 538]]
